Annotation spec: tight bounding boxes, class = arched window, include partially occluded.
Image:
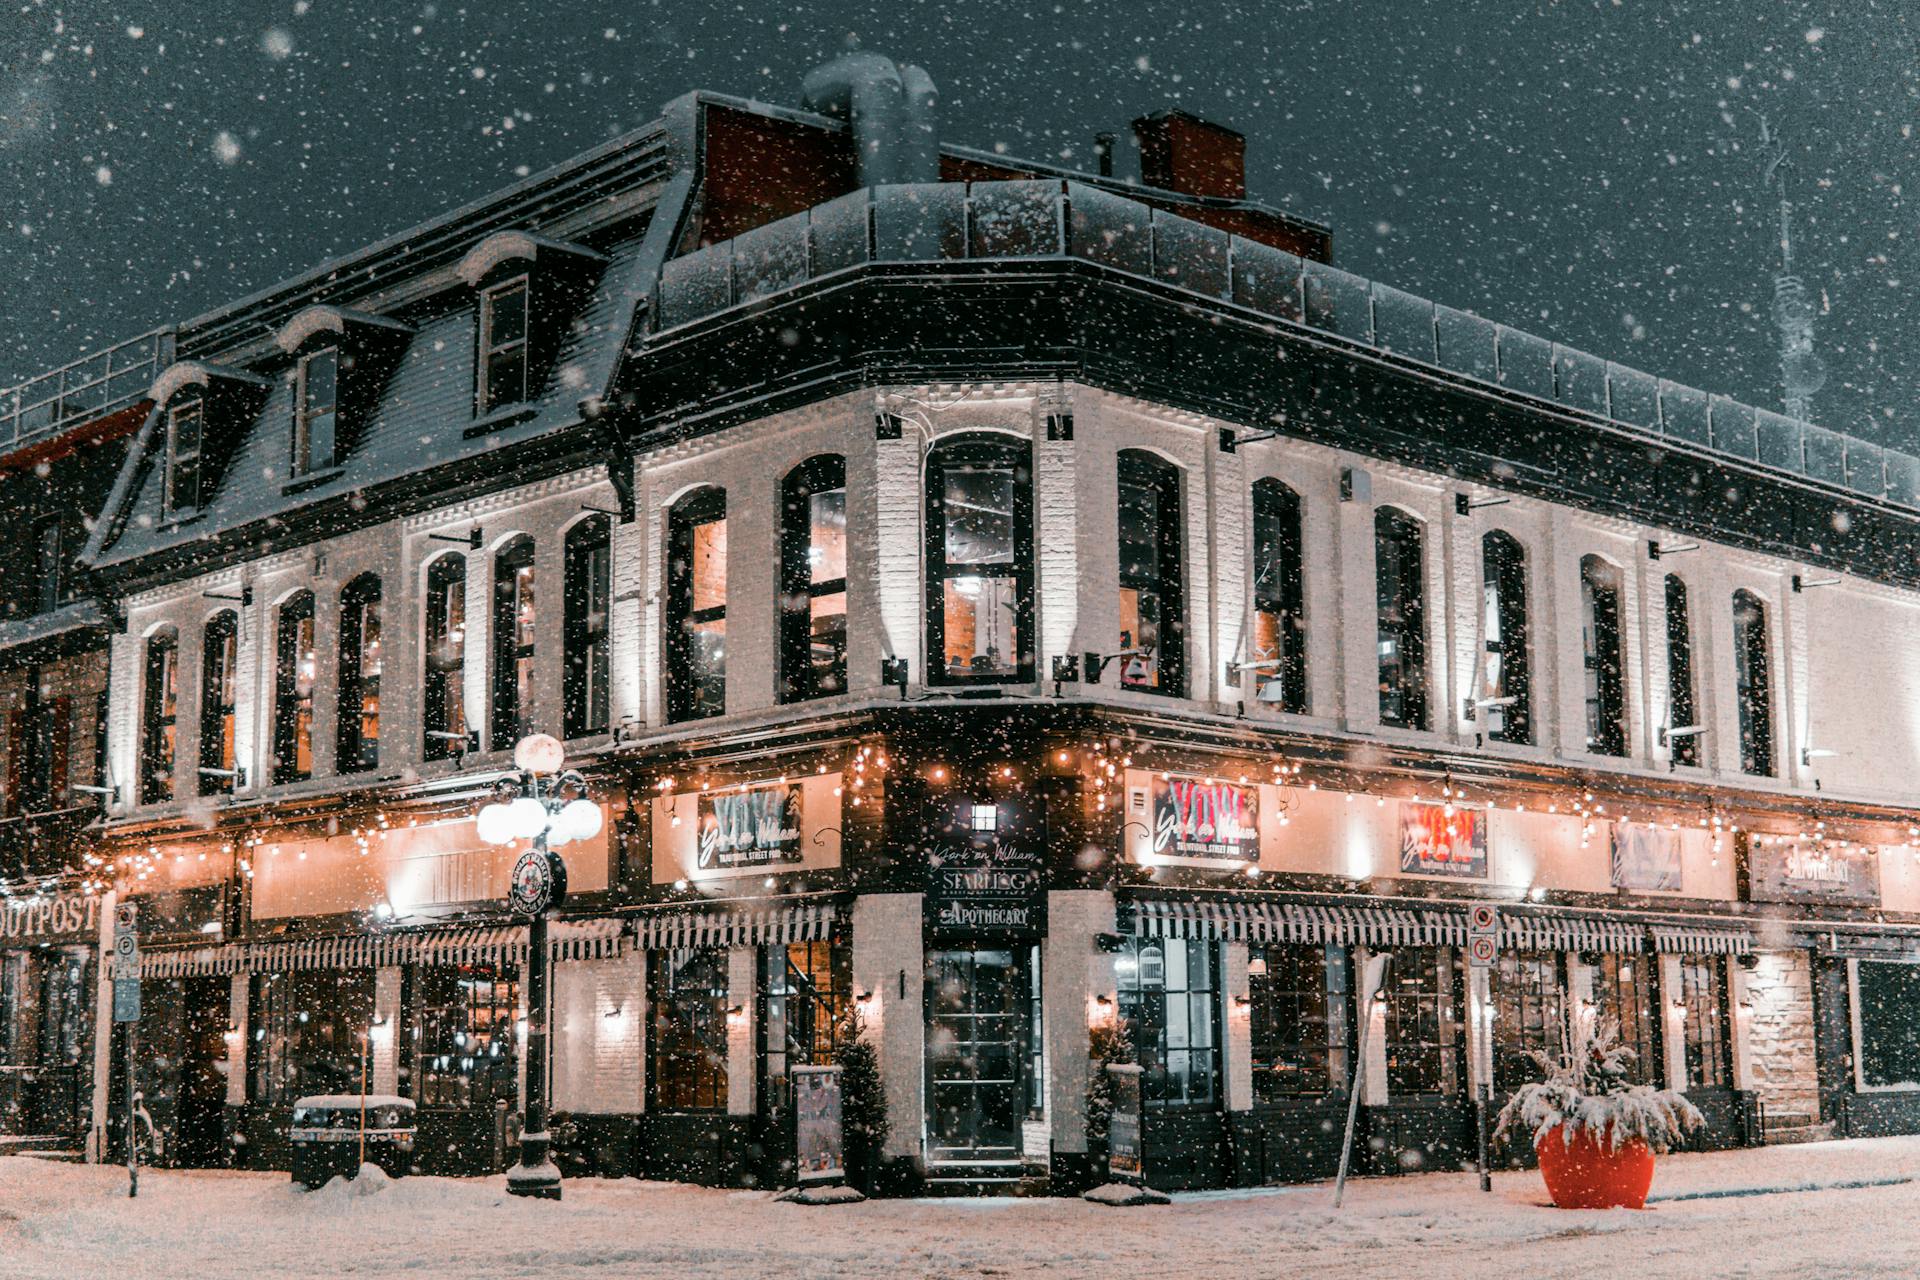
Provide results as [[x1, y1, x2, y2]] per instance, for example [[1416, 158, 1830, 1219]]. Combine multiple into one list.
[[423, 555, 469, 760], [1480, 532, 1532, 744], [1733, 590, 1774, 776], [926, 435, 1033, 685], [1664, 575, 1700, 767], [563, 517, 611, 739], [1250, 478, 1306, 713], [140, 627, 180, 804], [338, 575, 382, 773], [666, 489, 727, 722], [1580, 556, 1627, 756], [1116, 450, 1186, 696], [1374, 508, 1428, 730], [272, 592, 316, 784], [199, 612, 239, 795], [491, 537, 536, 748], [780, 456, 848, 702]]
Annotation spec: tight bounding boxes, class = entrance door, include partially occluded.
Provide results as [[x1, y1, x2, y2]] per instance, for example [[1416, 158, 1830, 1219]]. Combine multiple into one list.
[[172, 976, 231, 1166], [924, 947, 1026, 1169]]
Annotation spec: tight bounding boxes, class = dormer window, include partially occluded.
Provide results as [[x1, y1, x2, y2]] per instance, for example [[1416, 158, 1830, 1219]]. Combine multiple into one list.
[[477, 277, 531, 415], [166, 397, 204, 516], [292, 346, 339, 477]]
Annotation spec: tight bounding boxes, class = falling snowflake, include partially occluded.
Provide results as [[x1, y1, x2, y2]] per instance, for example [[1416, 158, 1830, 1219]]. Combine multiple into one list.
[[262, 28, 295, 60], [212, 131, 242, 164]]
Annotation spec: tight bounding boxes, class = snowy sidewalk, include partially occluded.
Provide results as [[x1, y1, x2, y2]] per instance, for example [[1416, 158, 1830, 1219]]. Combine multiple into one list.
[[5, 1138, 1920, 1279]]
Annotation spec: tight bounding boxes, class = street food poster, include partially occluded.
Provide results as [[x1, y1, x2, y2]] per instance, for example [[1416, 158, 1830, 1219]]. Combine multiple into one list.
[[1399, 802, 1488, 879], [652, 773, 843, 883], [1124, 771, 1260, 867], [1612, 823, 1684, 893]]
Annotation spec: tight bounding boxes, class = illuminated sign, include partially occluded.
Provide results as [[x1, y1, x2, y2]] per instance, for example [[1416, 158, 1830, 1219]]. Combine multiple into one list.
[[1399, 804, 1487, 879]]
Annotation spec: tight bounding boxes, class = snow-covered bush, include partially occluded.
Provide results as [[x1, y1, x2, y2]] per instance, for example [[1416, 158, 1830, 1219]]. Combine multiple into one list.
[[1494, 1015, 1704, 1154], [1085, 1020, 1135, 1153]]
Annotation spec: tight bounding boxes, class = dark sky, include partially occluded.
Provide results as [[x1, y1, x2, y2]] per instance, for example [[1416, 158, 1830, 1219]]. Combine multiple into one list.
[[5, 2, 1916, 448]]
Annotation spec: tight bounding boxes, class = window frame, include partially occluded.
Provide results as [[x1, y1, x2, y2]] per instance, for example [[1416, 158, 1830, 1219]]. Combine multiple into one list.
[[476, 275, 531, 415], [292, 345, 340, 477], [562, 516, 612, 739], [1491, 950, 1568, 1094], [1580, 555, 1628, 756], [1115, 449, 1188, 697], [1733, 589, 1775, 776], [32, 515, 63, 615], [1479, 530, 1533, 744], [271, 591, 316, 785], [1249, 477, 1308, 713], [1664, 574, 1702, 768], [1591, 952, 1661, 1086], [664, 488, 728, 724], [924, 434, 1036, 687], [139, 626, 180, 805], [198, 611, 239, 796], [778, 455, 849, 704], [1115, 936, 1222, 1111], [1679, 955, 1732, 1090], [1380, 945, 1468, 1098], [406, 959, 520, 1110], [165, 396, 204, 517], [489, 536, 536, 750], [247, 968, 375, 1108], [337, 575, 382, 774], [1247, 942, 1343, 1102], [423, 554, 469, 761], [648, 946, 731, 1112], [1374, 507, 1429, 731], [759, 939, 851, 1115]]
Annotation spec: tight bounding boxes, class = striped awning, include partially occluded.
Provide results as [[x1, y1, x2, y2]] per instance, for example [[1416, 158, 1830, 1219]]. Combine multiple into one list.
[[630, 900, 839, 951], [139, 918, 626, 978], [1501, 912, 1645, 954], [1651, 924, 1753, 956], [1131, 898, 1465, 947]]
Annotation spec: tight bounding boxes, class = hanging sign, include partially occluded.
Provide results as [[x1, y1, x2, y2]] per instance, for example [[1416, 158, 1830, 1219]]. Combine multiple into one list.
[[698, 781, 804, 871], [1106, 1064, 1145, 1184], [793, 1065, 845, 1184], [1748, 840, 1880, 907], [1147, 775, 1259, 862], [1399, 804, 1488, 878], [508, 846, 568, 916], [1611, 824, 1684, 893]]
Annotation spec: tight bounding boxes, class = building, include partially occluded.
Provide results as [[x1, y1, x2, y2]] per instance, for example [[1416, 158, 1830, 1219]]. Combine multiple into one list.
[[16, 54, 1920, 1192]]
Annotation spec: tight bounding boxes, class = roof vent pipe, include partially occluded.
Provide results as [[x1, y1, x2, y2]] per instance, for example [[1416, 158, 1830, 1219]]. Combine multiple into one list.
[[801, 53, 939, 187]]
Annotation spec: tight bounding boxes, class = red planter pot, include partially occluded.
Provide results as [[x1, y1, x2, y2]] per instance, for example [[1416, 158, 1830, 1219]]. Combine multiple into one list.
[[1534, 1123, 1656, 1210]]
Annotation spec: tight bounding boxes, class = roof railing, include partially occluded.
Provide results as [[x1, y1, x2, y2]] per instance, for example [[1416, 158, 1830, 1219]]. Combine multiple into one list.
[[0, 328, 173, 455]]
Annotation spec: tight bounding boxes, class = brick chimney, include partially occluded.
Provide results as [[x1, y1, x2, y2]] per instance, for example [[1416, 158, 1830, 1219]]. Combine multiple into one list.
[[1132, 110, 1246, 201]]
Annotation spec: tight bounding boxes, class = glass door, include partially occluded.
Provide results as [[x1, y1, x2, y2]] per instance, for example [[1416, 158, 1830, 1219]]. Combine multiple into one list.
[[924, 947, 1025, 1166]]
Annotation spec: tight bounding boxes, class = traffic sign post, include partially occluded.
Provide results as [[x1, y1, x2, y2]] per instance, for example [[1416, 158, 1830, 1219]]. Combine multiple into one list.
[[113, 904, 140, 1199], [1466, 903, 1498, 1193]]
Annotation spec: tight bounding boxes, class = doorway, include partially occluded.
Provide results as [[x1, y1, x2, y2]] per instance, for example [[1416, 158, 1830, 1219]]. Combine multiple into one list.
[[924, 947, 1028, 1173]]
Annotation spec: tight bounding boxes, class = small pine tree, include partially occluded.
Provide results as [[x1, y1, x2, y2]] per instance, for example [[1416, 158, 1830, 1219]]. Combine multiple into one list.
[[1085, 1020, 1135, 1155], [834, 1012, 889, 1188]]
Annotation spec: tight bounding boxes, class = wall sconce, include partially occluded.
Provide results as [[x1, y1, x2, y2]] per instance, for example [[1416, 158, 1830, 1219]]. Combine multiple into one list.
[[604, 1006, 625, 1020], [855, 990, 876, 1007], [1231, 994, 1252, 1016], [726, 1004, 748, 1028], [1088, 994, 1116, 1028]]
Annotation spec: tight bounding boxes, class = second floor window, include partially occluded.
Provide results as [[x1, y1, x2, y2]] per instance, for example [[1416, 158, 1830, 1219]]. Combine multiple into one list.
[[199, 611, 239, 795], [423, 555, 468, 760], [926, 434, 1034, 685], [563, 516, 611, 739], [165, 398, 203, 516], [477, 277, 530, 414], [1733, 589, 1774, 776], [1117, 450, 1186, 696], [491, 538, 536, 749], [1580, 556, 1627, 756], [140, 627, 179, 804], [338, 575, 382, 773], [1250, 478, 1307, 712], [272, 592, 316, 784], [1665, 574, 1701, 767], [292, 346, 339, 476], [665, 489, 727, 723], [1375, 507, 1428, 730], [779, 456, 848, 702], [32, 517, 63, 615], [1480, 531, 1532, 744]]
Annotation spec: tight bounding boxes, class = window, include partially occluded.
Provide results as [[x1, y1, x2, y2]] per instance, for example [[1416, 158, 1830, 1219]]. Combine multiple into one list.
[[423, 555, 468, 760], [1733, 590, 1774, 776], [198, 612, 239, 795], [139, 627, 179, 804], [648, 947, 730, 1111], [1665, 575, 1701, 768], [1382, 946, 1467, 1097], [1581, 556, 1627, 756], [562, 517, 611, 739], [665, 490, 727, 723], [248, 969, 375, 1107], [337, 575, 381, 773], [969, 802, 999, 832], [1247, 943, 1341, 1101], [271, 592, 316, 784], [490, 537, 536, 749], [1249, 479, 1307, 712], [1116, 450, 1186, 696], [165, 397, 203, 516], [1680, 956, 1730, 1089], [1855, 960, 1920, 1089], [292, 346, 339, 476], [1480, 532, 1532, 744], [1116, 937, 1219, 1109], [1591, 953, 1659, 1086], [926, 435, 1034, 684], [1374, 508, 1428, 730], [779, 456, 848, 703], [476, 276, 530, 414], [407, 961, 519, 1109], [761, 940, 850, 1112], [32, 516, 63, 615], [12, 687, 70, 816], [1492, 951, 1566, 1092]]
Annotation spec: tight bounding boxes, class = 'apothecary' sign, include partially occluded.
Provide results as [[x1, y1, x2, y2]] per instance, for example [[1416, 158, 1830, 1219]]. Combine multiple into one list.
[[1148, 776, 1259, 862], [1748, 839, 1880, 907], [698, 781, 804, 870], [927, 837, 1045, 938]]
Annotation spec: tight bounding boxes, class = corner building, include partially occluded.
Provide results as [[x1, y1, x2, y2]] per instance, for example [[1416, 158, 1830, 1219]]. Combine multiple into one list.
[[46, 60, 1920, 1191]]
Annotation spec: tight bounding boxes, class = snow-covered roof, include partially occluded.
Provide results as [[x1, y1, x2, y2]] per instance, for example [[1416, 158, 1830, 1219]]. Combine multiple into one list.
[[453, 231, 606, 289], [146, 360, 271, 409], [273, 306, 413, 356]]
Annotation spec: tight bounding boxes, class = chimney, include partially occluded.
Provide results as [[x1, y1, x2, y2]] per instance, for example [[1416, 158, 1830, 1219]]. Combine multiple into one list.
[[1131, 110, 1246, 200], [800, 53, 939, 187]]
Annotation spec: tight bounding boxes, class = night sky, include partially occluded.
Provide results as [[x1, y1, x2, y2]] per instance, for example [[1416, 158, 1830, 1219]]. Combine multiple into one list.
[[5, 2, 1916, 449]]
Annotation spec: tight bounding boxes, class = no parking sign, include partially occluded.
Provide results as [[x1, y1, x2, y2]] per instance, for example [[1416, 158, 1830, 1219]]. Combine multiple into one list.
[[1467, 903, 1499, 969]]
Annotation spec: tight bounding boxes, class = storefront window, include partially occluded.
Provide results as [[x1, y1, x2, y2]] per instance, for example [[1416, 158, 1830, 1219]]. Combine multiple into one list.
[[1247, 943, 1341, 1101], [1116, 937, 1219, 1109], [407, 961, 519, 1109], [761, 940, 850, 1112], [649, 948, 729, 1111], [1591, 953, 1659, 1085], [1855, 960, 1920, 1088], [249, 970, 375, 1108], [1492, 951, 1566, 1092], [1382, 946, 1467, 1097], [1680, 956, 1730, 1090]]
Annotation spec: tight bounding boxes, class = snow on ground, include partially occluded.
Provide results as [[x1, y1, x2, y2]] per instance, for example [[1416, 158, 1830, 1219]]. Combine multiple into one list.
[[6, 1138, 1920, 1279]]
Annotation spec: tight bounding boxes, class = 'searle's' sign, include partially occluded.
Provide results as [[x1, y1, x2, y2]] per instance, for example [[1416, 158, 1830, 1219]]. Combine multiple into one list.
[[1, 891, 103, 946]]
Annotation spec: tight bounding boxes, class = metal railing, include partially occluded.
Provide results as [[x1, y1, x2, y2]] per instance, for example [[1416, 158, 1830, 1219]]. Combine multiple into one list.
[[0, 328, 173, 454]]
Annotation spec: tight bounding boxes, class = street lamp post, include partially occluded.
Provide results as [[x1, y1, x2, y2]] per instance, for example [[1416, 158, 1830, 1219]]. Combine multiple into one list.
[[476, 734, 604, 1202]]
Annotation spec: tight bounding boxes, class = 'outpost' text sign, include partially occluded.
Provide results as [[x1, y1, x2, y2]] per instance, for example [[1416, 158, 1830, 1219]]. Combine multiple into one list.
[[1, 892, 102, 946]]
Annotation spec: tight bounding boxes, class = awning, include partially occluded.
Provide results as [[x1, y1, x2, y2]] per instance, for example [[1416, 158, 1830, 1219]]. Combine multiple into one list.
[[630, 900, 840, 951], [1651, 924, 1753, 956], [139, 918, 626, 978], [1501, 912, 1645, 954], [1130, 898, 1465, 947]]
